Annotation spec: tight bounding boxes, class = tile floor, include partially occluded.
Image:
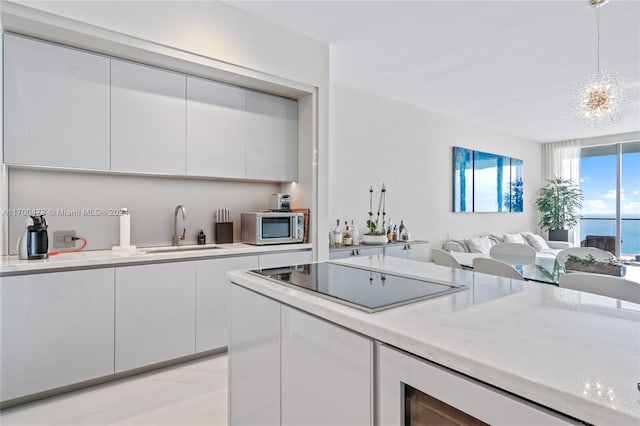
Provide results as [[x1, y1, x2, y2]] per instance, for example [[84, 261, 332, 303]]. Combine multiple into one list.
[[0, 354, 228, 426]]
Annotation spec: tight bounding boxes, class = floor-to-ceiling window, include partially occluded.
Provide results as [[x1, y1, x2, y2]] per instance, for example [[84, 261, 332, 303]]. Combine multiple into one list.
[[580, 141, 640, 258]]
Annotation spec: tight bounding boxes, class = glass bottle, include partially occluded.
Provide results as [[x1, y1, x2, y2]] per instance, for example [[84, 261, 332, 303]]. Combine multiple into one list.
[[343, 221, 352, 246], [334, 219, 343, 247], [351, 220, 360, 246]]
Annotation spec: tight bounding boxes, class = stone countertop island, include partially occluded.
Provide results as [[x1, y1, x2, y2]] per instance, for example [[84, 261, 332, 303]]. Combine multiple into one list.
[[228, 255, 640, 425]]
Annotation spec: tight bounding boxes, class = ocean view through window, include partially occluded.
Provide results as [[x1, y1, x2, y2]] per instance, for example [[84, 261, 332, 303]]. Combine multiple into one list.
[[580, 141, 640, 256]]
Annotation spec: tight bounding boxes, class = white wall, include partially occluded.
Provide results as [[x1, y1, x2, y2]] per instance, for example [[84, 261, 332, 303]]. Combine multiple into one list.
[[329, 83, 541, 252], [2, 1, 330, 255]]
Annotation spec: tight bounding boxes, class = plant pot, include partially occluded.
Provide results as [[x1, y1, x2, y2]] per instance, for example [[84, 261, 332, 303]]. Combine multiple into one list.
[[564, 259, 626, 277], [548, 229, 569, 242], [362, 234, 389, 245]]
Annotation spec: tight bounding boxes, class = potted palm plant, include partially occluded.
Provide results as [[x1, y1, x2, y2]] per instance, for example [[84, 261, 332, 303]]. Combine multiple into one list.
[[534, 176, 584, 241]]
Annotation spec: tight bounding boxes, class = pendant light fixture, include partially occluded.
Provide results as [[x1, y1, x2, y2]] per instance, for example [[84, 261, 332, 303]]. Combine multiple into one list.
[[568, 0, 632, 128]]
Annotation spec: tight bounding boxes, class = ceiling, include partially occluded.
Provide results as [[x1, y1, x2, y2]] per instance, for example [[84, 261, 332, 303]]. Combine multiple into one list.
[[226, 0, 640, 143]]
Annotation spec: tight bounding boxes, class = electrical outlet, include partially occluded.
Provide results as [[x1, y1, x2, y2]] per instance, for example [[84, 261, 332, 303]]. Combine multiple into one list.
[[53, 230, 76, 249]]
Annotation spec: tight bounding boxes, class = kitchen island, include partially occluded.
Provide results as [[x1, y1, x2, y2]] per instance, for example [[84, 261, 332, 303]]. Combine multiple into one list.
[[228, 255, 640, 425]]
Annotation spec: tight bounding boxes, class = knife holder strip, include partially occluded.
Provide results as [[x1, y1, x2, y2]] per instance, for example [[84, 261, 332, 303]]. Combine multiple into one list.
[[215, 222, 233, 244]]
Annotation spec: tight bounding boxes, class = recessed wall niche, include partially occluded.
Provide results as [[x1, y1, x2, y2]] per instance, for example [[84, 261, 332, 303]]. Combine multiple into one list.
[[452, 147, 523, 213]]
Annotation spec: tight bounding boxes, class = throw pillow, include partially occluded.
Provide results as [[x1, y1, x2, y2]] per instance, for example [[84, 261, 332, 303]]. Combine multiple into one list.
[[489, 233, 505, 243], [503, 233, 526, 244], [465, 236, 492, 253], [522, 232, 550, 251]]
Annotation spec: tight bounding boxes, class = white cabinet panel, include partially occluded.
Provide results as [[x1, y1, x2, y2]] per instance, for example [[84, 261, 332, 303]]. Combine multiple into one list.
[[4, 34, 110, 169], [195, 255, 259, 352], [246, 90, 298, 181], [281, 306, 372, 426], [258, 250, 312, 269], [330, 246, 383, 260], [384, 244, 409, 259], [0, 269, 115, 401], [406, 242, 430, 262], [229, 284, 280, 426], [378, 344, 574, 426], [111, 59, 186, 175], [384, 242, 430, 261], [115, 262, 195, 372], [186, 77, 246, 178]]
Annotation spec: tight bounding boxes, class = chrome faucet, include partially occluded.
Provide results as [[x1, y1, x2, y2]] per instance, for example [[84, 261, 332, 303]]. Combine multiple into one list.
[[173, 205, 186, 246]]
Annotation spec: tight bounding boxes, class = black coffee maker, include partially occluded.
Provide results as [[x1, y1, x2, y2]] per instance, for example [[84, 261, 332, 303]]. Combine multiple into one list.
[[17, 215, 49, 260]]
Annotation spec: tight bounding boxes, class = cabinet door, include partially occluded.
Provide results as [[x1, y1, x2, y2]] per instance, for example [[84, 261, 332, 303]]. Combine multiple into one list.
[[115, 262, 195, 372], [4, 34, 110, 169], [406, 242, 430, 262], [246, 90, 298, 181], [259, 250, 312, 269], [186, 77, 247, 178], [330, 246, 383, 260], [229, 284, 281, 426], [195, 255, 259, 352], [281, 306, 372, 426], [111, 59, 186, 175], [384, 244, 409, 259], [0, 269, 115, 401]]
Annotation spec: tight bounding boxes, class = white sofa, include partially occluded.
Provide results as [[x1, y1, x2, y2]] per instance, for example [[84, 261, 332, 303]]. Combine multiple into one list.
[[443, 232, 572, 265]]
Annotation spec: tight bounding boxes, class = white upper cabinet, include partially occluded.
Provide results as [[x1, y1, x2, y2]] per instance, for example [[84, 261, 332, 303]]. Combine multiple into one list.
[[4, 36, 299, 181], [246, 90, 298, 182], [186, 77, 247, 178], [3, 34, 110, 169], [111, 59, 186, 175]]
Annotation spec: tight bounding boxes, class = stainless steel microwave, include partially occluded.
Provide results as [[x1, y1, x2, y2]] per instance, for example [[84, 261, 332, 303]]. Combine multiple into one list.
[[241, 212, 304, 245]]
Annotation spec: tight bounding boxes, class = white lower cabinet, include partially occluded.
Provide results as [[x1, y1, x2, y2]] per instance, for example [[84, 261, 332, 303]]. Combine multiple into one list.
[[329, 246, 383, 260], [378, 344, 574, 425], [115, 262, 196, 373], [229, 282, 373, 426], [0, 269, 115, 401], [195, 255, 259, 352], [383, 244, 409, 259], [384, 242, 429, 261], [229, 285, 281, 426], [258, 250, 312, 269], [281, 306, 372, 426]]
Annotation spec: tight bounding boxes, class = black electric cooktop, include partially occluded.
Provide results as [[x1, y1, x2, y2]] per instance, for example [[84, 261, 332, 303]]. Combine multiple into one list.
[[249, 262, 465, 313]]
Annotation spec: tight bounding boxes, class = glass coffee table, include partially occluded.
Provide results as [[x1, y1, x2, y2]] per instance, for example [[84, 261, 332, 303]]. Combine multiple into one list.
[[451, 252, 640, 285]]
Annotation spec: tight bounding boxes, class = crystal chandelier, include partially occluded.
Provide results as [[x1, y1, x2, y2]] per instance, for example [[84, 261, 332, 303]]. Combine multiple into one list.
[[568, 0, 632, 128]]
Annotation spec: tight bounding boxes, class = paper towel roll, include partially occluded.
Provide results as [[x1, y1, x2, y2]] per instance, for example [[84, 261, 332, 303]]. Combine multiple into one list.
[[119, 208, 130, 248]]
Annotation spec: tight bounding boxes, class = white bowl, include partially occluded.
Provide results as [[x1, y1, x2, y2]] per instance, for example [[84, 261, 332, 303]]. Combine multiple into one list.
[[362, 234, 389, 245]]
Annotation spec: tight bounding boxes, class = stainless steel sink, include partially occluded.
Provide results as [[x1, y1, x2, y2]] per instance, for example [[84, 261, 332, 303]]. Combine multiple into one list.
[[141, 244, 222, 254]]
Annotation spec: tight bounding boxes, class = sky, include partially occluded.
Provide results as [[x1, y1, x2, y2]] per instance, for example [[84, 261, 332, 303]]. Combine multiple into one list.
[[580, 151, 640, 217]]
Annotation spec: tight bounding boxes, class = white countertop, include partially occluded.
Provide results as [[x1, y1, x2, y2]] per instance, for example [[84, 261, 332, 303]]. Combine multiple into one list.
[[228, 255, 640, 425], [0, 242, 312, 276]]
